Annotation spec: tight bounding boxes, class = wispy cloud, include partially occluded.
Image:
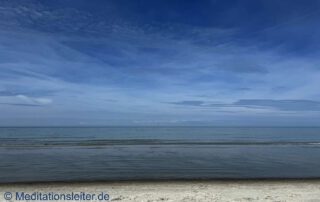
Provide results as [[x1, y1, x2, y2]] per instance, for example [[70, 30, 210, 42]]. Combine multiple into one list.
[[16, 95, 52, 105], [234, 99, 320, 111], [168, 101, 205, 107], [0, 103, 42, 107], [168, 99, 320, 112], [0, 0, 320, 125]]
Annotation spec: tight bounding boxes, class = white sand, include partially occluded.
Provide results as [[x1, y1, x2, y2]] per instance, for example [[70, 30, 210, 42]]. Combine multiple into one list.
[[1, 180, 320, 202]]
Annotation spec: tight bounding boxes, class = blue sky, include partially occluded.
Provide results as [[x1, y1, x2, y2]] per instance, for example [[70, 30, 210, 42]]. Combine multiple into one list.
[[1, 0, 320, 126]]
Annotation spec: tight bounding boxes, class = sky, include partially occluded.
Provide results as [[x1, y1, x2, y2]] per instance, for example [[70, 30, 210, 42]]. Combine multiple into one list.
[[0, 0, 320, 126]]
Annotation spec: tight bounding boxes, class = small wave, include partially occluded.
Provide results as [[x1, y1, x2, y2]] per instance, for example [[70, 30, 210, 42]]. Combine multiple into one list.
[[307, 142, 320, 145], [1, 139, 320, 147]]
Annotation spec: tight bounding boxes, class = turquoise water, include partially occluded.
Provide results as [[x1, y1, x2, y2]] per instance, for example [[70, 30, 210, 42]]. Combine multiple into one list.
[[1, 127, 320, 182]]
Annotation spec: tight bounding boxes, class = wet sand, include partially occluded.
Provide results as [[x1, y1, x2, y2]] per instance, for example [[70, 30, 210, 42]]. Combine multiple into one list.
[[1, 180, 320, 202]]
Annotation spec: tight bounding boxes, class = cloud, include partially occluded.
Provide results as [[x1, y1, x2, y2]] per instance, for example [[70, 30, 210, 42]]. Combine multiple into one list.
[[234, 99, 320, 111], [0, 103, 42, 107], [0, 89, 57, 97], [168, 99, 320, 112], [16, 95, 52, 105], [168, 101, 204, 106], [0, 0, 320, 125]]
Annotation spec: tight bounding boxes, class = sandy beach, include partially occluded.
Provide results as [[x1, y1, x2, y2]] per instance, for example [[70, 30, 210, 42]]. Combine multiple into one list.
[[1, 180, 320, 202]]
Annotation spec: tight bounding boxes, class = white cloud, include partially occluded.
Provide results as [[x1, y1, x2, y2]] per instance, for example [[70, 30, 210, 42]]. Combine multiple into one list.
[[16, 94, 52, 105]]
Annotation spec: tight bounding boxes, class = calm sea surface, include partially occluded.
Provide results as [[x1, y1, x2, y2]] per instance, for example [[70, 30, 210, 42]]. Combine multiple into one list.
[[1, 127, 320, 183]]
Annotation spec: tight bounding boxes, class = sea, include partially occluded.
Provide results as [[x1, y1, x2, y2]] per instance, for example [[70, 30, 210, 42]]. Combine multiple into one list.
[[1, 127, 320, 183]]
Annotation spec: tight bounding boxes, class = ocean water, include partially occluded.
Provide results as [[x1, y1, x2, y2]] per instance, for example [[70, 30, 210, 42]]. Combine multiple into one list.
[[1, 127, 320, 183]]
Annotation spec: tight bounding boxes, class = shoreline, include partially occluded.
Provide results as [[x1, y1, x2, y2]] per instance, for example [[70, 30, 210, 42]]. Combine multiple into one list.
[[2, 177, 320, 185], [1, 180, 320, 201]]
